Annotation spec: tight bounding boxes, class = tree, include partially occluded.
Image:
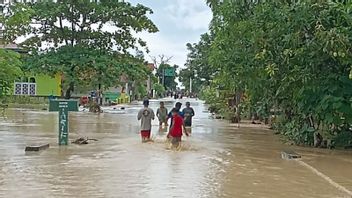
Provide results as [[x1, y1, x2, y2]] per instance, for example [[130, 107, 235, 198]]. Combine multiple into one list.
[[195, 0, 352, 146], [0, 49, 22, 97], [153, 83, 165, 98], [151, 55, 178, 91], [2, 0, 158, 98], [156, 63, 178, 91], [151, 54, 173, 69], [180, 33, 215, 93]]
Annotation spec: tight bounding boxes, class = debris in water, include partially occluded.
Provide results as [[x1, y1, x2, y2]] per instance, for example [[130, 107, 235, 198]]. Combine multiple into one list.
[[25, 143, 50, 151], [72, 137, 98, 145], [281, 149, 301, 160]]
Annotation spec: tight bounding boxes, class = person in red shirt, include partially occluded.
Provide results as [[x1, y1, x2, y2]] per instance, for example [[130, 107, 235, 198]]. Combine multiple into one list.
[[167, 108, 189, 148]]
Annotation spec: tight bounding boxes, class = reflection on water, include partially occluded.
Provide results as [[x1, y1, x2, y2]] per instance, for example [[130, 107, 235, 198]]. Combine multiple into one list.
[[0, 98, 352, 198]]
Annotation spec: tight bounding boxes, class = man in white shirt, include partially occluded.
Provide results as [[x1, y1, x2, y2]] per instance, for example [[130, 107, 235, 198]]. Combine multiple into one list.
[[137, 99, 155, 142]]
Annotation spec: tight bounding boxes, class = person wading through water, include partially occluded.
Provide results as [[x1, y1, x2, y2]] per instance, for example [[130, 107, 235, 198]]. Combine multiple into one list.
[[167, 108, 189, 148], [182, 101, 195, 134], [137, 99, 155, 142], [157, 101, 168, 129], [167, 102, 184, 129]]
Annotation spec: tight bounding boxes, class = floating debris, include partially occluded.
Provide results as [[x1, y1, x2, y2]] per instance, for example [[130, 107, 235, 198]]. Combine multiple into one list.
[[25, 144, 50, 152], [281, 149, 301, 160], [72, 137, 98, 145]]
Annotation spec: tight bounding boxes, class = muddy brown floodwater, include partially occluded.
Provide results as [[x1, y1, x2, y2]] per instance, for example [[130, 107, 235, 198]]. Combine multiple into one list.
[[0, 98, 352, 198]]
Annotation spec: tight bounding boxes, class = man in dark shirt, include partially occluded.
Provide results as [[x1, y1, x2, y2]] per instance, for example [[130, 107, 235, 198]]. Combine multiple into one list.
[[182, 102, 195, 133], [168, 102, 184, 128]]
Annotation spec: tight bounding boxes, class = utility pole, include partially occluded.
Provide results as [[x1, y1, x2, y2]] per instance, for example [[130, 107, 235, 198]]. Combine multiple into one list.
[[162, 68, 165, 88], [125, 82, 129, 95], [190, 77, 192, 93], [147, 75, 151, 97]]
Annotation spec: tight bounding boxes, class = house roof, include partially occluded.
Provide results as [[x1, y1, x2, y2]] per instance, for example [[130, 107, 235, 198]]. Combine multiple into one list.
[[0, 43, 27, 53], [0, 43, 18, 49], [147, 63, 155, 71]]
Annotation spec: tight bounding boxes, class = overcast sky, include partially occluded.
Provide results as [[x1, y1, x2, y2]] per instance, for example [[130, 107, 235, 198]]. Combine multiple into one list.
[[128, 0, 212, 67]]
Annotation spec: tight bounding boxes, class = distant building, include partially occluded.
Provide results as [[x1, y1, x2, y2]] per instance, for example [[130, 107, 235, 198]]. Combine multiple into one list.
[[0, 43, 26, 53], [146, 63, 155, 96]]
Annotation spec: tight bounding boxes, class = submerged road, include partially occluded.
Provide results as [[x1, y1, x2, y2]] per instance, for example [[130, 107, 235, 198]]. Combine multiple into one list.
[[0, 98, 351, 198]]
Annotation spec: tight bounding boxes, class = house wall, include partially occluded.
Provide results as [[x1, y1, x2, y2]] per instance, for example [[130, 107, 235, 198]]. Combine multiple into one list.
[[13, 73, 62, 97], [35, 74, 61, 96]]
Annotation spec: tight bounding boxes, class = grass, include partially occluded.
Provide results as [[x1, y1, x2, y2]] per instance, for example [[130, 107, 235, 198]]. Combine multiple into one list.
[[1, 96, 48, 110]]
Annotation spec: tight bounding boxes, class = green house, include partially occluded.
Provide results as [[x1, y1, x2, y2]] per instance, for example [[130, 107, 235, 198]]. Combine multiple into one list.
[[13, 73, 62, 97], [0, 44, 62, 97]]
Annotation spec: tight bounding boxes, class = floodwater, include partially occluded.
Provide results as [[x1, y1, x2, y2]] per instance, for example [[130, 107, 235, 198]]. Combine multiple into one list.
[[0, 98, 352, 198]]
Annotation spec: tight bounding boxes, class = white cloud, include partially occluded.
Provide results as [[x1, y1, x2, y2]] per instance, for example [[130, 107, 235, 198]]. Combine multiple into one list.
[[138, 31, 186, 67], [131, 0, 212, 71], [165, 0, 211, 31]]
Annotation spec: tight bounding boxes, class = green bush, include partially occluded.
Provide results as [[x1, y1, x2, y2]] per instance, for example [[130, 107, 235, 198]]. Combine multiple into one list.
[[153, 83, 165, 98], [2, 95, 47, 105], [333, 131, 352, 148], [272, 115, 315, 145]]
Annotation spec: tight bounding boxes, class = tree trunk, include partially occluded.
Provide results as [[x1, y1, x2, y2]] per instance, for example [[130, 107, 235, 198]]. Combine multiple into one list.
[[313, 132, 323, 147], [65, 82, 74, 99], [98, 83, 102, 106], [234, 90, 243, 123]]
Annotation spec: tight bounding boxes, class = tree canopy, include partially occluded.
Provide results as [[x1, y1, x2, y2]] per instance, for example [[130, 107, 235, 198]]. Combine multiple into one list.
[[185, 0, 352, 147], [2, 0, 158, 98], [152, 55, 178, 91], [179, 33, 214, 93], [0, 49, 22, 97]]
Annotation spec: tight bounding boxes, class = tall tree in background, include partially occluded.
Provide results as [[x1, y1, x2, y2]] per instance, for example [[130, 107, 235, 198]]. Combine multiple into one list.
[[2, 0, 158, 98], [179, 33, 215, 93], [152, 55, 178, 91], [156, 63, 178, 91]]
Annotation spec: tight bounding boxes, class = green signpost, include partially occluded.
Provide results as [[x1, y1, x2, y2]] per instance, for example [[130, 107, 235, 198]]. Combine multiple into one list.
[[164, 68, 175, 77], [49, 100, 78, 145]]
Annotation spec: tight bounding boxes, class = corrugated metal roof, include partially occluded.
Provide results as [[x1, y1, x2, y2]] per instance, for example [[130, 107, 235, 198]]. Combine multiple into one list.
[[0, 43, 19, 49]]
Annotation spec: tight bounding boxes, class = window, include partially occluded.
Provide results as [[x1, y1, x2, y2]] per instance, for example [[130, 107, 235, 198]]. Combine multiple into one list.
[[29, 77, 36, 83]]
